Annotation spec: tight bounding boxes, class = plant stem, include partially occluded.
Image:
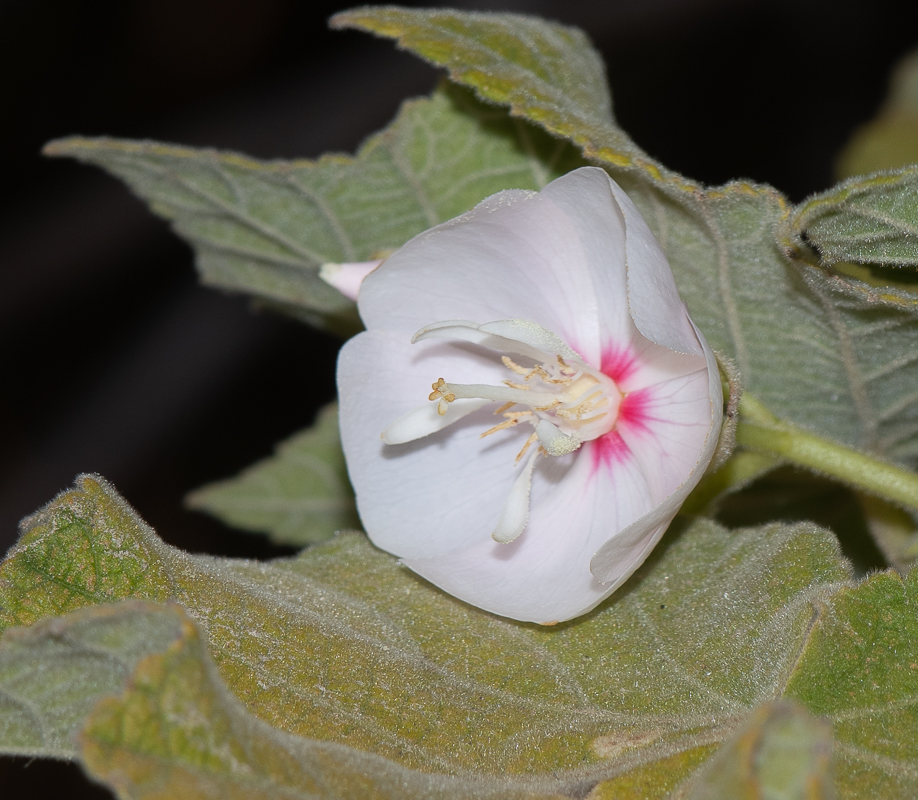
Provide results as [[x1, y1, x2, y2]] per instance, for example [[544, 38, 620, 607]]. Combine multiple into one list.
[[736, 393, 918, 512]]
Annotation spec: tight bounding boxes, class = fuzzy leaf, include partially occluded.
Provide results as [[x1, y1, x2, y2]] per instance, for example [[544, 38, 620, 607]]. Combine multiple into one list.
[[43, 84, 586, 331], [791, 168, 918, 268], [786, 569, 918, 798], [77, 603, 562, 800], [682, 700, 835, 800], [5, 475, 918, 798], [185, 403, 358, 546], [0, 602, 187, 758], [330, 6, 644, 168]]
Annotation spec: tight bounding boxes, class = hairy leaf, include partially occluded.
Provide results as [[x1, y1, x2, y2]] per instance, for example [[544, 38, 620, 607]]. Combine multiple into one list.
[[791, 168, 918, 268], [682, 700, 835, 800], [0, 602, 186, 758], [43, 84, 585, 331], [78, 603, 562, 800], [5, 475, 917, 798], [186, 403, 358, 546], [786, 569, 918, 798]]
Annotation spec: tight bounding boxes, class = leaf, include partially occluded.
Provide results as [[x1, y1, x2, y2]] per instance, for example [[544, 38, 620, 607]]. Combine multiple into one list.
[[786, 569, 918, 799], [0, 602, 187, 758], [43, 84, 586, 331], [837, 49, 918, 180], [682, 700, 835, 800], [856, 493, 918, 571], [330, 6, 648, 170], [185, 403, 358, 547], [7, 474, 918, 798], [77, 603, 561, 800], [791, 168, 918, 268]]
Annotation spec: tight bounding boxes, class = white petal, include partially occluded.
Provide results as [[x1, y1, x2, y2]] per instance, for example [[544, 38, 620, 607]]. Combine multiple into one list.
[[318, 260, 382, 301], [338, 330, 524, 559], [382, 398, 490, 445], [605, 180, 704, 357], [356, 172, 630, 367], [491, 449, 540, 544], [404, 445, 659, 623]]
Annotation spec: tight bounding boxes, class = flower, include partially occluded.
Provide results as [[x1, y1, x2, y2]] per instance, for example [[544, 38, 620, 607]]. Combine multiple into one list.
[[337, 167, 722, 624]]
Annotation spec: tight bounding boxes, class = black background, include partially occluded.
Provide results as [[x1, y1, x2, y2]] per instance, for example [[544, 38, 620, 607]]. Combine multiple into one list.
[[1, 0, 915, 796]]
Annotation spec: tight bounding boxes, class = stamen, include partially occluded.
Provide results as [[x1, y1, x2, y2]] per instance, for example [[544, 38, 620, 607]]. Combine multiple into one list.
[[494, 401, 516, 415], [428, 377, 456, 416], [515, 431, 539, 464], [503, 380, 530, 391], [480, 418, 521, 438], [557, 355, 576, 375]]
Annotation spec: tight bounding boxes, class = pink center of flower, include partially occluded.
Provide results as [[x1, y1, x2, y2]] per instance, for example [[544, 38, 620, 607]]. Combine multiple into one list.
[[589, 345, 652, 471]]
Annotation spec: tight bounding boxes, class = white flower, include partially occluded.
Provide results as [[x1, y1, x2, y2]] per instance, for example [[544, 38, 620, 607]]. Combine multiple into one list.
[[337, 167, 722, 624]]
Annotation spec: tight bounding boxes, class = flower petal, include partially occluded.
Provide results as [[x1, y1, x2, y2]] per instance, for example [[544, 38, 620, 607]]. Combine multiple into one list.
[[403, 442, 661, 623], [339, 330, 525, 558], [607, 180, 704, 357], [590, 325, 722, 584], [318, 260, 383, 301], [356, 171, 632, 367]]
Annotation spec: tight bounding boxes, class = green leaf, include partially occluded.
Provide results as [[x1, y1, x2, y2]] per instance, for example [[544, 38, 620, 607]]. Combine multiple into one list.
[[856, 493, 918, 571], [786, 569, 918, 798], [838, 49, 918, 180], [9, 474, 918, 798], [0, 602, 188, 758], [790, 168, 918, 268], [185, 403, 358, 547], [682, 700, 835, 800], [331, 6, 651, 172], [43, 84, 586, 331], [77, 603, 561, 800]]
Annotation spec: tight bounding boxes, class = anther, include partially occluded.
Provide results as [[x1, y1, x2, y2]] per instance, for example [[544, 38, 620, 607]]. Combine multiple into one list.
[[428, 378, 456, 416]]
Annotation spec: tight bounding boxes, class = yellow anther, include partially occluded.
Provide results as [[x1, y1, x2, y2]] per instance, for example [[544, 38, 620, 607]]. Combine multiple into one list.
[[429, 378, 455, 416]]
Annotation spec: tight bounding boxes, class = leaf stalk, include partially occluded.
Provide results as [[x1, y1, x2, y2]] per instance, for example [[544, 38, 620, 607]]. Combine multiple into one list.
[[736, 393, 918, 512]]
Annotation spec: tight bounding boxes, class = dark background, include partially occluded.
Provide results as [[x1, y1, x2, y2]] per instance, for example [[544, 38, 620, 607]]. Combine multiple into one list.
[[1, 0, 914, 796]]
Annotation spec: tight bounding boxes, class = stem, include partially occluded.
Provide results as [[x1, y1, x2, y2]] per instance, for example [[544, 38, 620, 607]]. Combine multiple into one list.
[[736, 393, 918, 512]]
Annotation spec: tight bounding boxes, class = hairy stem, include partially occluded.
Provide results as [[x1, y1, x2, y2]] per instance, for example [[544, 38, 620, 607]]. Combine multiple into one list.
[[736, 393, 918, 512]]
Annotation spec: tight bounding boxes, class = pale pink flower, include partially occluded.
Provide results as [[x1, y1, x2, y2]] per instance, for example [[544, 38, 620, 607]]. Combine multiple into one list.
[[337, 167, 722, 624]]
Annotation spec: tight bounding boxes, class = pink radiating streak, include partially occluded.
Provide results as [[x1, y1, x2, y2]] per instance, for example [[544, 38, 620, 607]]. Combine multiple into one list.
[[600, 345, 638, 384], [587, 345, 656, 473]]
